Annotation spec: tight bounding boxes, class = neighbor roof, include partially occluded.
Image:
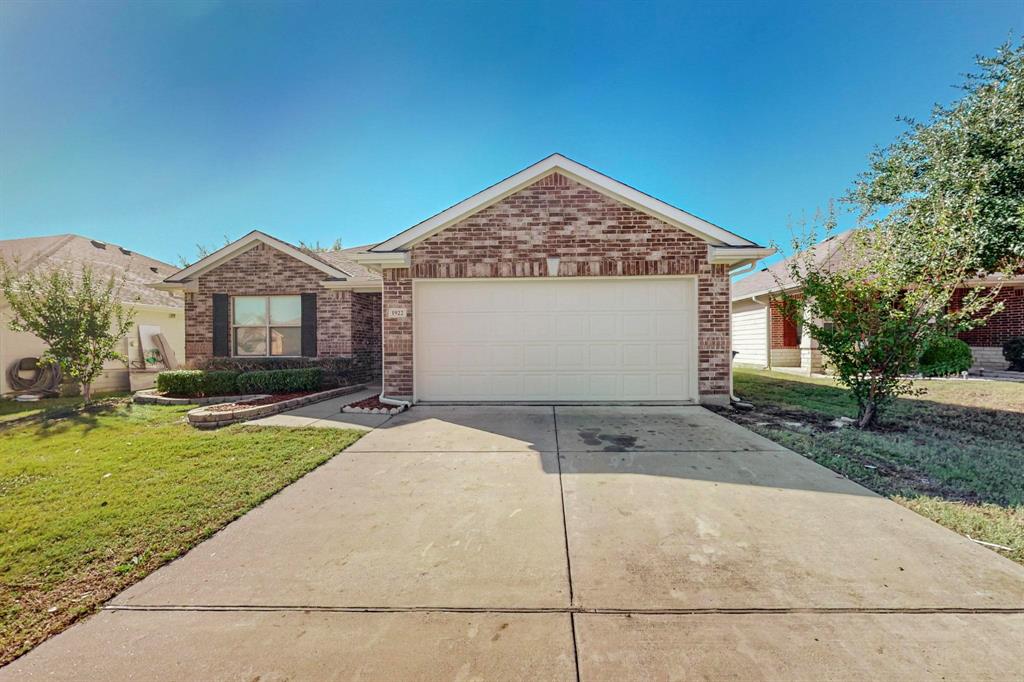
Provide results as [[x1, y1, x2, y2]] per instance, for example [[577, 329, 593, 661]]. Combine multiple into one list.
[[731, 230, 857, 301], [368, 153, 767, 253], [0, 234, 183, 309]]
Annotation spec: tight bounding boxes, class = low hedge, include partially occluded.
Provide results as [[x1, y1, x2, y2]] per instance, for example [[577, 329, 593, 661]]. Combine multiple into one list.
[[195, 353, 378, 388], [1003, 336, 1024, 371], [155, 370, 240, 398], [155, 370, 205, 397], [918, 336, 973, 377], [235, 368, 323, 394]]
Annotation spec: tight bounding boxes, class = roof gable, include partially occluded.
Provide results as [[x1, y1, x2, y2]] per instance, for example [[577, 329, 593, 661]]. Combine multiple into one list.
[[164, 230, 352, 283], [368, 154, 762, 253]]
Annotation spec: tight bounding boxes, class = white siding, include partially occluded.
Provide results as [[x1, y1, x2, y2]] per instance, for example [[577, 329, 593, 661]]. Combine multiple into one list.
[[731, 300, 768, 367]]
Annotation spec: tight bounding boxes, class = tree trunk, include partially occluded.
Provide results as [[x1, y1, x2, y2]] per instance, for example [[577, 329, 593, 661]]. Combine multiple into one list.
[[857, 400, 877, 429], [81, 381, 92, 404]]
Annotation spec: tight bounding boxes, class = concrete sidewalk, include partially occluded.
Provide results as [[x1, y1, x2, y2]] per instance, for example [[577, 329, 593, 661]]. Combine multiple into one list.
[[4, 406, 1023, 680]]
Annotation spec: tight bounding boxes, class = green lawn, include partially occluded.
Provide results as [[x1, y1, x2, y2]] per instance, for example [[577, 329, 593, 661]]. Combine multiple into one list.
[[0, 393, 125, 424], [724, 368, 1024, 565], [0, 401, 362, 665]]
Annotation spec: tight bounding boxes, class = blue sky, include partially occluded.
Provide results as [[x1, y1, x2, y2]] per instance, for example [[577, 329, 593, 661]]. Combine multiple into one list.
[[0, 1, 1019, 266]]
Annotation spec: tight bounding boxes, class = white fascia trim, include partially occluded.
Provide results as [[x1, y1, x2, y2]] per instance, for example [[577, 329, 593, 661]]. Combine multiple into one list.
[[369, 154, 761, 253], [164, 230, 351, 283], [352, 251, 412, 270], [320, 280, 384, 292], [709, 246, 775, 265], [149, 281, 197, 293]]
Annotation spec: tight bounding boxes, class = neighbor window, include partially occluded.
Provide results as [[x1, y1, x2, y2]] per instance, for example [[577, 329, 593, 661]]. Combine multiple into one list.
[[232, 296, 302, 356]]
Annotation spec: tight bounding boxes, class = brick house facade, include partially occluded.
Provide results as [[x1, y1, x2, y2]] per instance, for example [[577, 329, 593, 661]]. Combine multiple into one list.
[[361, 155, 771, 405], [162, 156, 771, 402]]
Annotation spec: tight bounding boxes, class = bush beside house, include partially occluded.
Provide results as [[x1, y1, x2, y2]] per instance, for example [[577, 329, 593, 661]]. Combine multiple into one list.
[[155, 367, 325, 398], [235, 368, 322, 394], [155, 370, 239, 397], [918, 336, 973, 377], [194, 352, 376, 388], [1004, 337, 1024, 371]]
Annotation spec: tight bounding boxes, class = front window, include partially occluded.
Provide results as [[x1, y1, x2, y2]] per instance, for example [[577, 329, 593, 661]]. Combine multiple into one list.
[[232, 296, 301, 356]]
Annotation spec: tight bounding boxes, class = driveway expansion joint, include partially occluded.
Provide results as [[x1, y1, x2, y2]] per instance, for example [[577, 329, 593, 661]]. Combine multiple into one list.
[[103, 604, 1024, 615]]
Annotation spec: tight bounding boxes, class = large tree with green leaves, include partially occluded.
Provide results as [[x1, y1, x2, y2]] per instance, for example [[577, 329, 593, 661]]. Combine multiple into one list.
[[850, 41, 1024, 274], [1, 263, 135, 402]]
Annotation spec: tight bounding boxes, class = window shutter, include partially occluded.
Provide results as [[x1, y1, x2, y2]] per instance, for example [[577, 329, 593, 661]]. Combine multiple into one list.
[[212, 294, 230, 357], [782, 317, 799, 347], [301, 293, 318, 357]]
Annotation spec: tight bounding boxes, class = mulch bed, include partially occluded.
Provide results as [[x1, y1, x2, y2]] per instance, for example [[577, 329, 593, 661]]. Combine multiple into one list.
[[204, 392, 315, 412], [345, 396, 390, 410]]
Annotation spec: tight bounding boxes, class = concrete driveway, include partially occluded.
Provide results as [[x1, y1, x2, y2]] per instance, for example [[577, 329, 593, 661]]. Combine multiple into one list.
[[5, 406, 1023, 680]]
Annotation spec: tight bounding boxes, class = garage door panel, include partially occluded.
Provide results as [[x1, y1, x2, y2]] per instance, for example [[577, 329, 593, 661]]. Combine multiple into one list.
[[621, 344, 652, 368], [589, 314, 619, 337], [488, 344, 524, 370], [524, 344, 556, 369], [656, 373, 686, 398], [621, 374, 653, 399], [556, 344, 587, 368], [621, 313, 652, 338], [587, 344, 620, 368], [555, 314, 587, 339], [414, 279, 696, 402]]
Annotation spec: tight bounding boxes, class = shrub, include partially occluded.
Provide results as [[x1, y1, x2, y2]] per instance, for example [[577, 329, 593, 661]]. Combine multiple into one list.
[[195, 353, 377, 388], [155, 370, 240, 397], [201, 370, 240, 396], [156, 370, 205, 397], [235, 368, 323, 394], [1004, 336, 1024, 371], [918, 336, 973, 377]]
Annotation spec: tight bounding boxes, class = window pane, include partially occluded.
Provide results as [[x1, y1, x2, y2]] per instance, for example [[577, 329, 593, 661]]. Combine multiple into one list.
[[233, 297, 266, 325], [270, 327, 301, 356], [234, 327, 266, 356], [270, 296, 301, 325]]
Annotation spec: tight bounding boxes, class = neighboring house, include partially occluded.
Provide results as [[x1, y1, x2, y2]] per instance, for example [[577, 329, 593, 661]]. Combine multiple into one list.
[[155, 232, 382, 368], [0, 234, 185, 395], [354, 154, 772, 405], [730, 231, 1024, 373]]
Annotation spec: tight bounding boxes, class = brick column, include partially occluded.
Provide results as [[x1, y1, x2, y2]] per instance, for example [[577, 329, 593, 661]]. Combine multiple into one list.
[[382, 268, 413, 397]]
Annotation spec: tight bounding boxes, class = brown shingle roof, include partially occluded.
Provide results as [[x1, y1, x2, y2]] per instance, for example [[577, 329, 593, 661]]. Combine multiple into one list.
[[316, 244, 382, 286], [0, 234, 183, 308], [731, 230, 857, 300]]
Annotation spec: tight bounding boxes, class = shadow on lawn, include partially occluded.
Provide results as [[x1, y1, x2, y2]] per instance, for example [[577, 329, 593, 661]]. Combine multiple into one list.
[[735, 372, 1024, 428], [32, 402, 126, 435], [729, 373, 1024, 508]]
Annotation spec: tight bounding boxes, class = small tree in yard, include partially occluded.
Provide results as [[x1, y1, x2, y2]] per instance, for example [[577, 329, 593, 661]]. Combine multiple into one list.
[[0, 262, 135, 402], [778, 218, 1000, 429]]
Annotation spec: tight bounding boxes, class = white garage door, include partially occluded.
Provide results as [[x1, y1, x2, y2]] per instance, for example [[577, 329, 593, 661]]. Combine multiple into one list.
[[414, 278, 697, 402]]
